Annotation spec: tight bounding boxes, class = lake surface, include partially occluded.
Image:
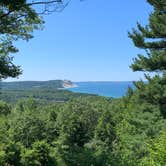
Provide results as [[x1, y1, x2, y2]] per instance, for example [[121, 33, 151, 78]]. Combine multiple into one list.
[[68, 81, 135, 98]]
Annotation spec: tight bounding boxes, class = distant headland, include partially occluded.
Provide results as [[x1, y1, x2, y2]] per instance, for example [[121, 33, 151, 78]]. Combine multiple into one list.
[[0, 80, 77, 90], [62, 80, 78, 89]]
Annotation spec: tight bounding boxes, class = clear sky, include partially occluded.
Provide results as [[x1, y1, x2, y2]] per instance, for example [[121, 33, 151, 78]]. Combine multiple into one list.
[[8, 0, 153, 82]]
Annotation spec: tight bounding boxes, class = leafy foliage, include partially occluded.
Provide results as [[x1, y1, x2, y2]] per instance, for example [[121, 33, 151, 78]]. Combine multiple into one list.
[[0, 0, 43, 79]]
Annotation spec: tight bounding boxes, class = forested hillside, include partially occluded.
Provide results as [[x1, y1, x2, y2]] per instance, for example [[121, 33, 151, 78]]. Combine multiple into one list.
[[0, 80, 74, 90], [0, 89, 96, 104], [0, 93, 165, 165], [0, 80, 95, 104]]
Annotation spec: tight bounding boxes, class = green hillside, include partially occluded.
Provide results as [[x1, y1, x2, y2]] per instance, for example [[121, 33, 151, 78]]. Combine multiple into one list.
[[0, 89, 96, 104], [0, 80, 86, 104], [0, 80, 74, 90]]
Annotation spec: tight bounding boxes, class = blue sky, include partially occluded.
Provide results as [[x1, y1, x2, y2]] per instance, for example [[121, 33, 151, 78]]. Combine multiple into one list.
[[9, 0, 153, 82]]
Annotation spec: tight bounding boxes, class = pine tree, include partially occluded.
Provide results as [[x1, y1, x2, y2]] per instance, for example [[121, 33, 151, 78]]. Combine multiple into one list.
[[129, 0, 166, 72], [129, 0, 166, 117]]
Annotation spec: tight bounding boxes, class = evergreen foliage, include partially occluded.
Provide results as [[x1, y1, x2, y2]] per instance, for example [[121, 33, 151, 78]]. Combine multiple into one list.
[[129, 0, 166, 118], [129, 0, 166, 72]]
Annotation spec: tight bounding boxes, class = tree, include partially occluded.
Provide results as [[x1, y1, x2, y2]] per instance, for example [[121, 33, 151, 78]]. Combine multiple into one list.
[[129, 0, 166, 72], [9, 105, 46, 147], [0, 0, 71, 79], [129, 0, 166, 117], [0, 101, 11, 115], [140, 132, 166, 166], [21, 140, 57, 166], [0, 1, 42, 79], [0, 142, 22, 166]]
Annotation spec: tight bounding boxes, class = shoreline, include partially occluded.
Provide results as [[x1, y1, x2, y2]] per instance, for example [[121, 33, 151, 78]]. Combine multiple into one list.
[[58, 83, 78, 90], [64, 84, 78, 89]]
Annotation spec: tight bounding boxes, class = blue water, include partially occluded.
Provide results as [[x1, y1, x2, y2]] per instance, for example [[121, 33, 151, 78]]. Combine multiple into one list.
[[68, 82, 135, 98]]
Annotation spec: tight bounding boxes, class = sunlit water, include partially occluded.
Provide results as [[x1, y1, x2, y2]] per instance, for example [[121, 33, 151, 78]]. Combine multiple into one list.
[[68, 81, 135, 98]]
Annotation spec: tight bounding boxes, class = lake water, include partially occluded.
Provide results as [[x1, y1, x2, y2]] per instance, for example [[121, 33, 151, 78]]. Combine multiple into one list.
[[68, 82, 135, 98]]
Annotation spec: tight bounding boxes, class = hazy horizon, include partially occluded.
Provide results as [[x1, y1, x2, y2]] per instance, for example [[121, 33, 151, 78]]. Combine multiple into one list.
[[2, 79, 144, 82]]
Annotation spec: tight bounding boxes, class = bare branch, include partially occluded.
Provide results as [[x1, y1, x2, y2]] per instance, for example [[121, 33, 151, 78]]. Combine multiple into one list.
[[27, 0, 72, 13], [27, 0, 63, 6]]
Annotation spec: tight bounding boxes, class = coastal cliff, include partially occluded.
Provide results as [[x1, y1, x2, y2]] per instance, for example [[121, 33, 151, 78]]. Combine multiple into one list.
[[62, 80, 77, 88]]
